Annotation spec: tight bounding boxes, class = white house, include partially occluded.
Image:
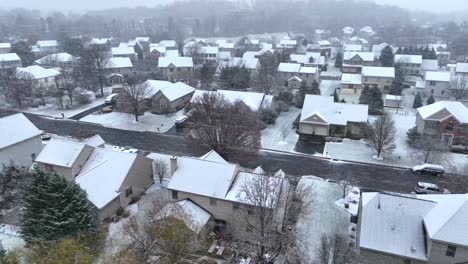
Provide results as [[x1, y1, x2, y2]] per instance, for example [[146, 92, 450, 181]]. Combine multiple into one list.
[[342, 52, 375, 73], [361, 66, 395, 93], [395, 54, 423, 76], [421, 60, 439, 77], [16, 65, 61, 89], [0, 53, 22, 69], [289, 52, 325, 68], [455, 63, 468, 77], [423, 71, 451, 98], [111, 47, 137, 61], [341, 73, 362, 91], [277, 63, 320, 85], [299, 95, 368, 138], [35, 40, 59, 54], [358, 192, 468, 264], [0, 43, 11, 53], [105, 57, 133, 76], [35, 53, 77, 68], [0, 113, 43, 167]]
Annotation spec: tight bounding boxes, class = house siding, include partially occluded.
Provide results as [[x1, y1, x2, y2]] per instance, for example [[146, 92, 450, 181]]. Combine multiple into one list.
[[424, 81, 451, 98], [299, 123, 329, 136], [119, 155, 154, 208], [358, 249, 411, 264], [0, 135, 43, 168], [362, 76, 394, 93], [160, 66, 193, 83], [427, 241, 468, 264]]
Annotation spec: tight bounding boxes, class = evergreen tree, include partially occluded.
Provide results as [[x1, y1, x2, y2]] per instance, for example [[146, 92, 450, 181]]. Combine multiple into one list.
[[21, 170, 96, 243], [368, 85, 384, 111], [335, 52, 343, 68], [333, 89, 339, 102], [413, 92, 423, 108], [295, 81, 307, 107], [11, 41, 35, 66], [359, 84, 371, 104], [407, 127, 422, 147], [379, 45, 394, 67], [310, 80, 321, 95], [427, 94, 435, 105]]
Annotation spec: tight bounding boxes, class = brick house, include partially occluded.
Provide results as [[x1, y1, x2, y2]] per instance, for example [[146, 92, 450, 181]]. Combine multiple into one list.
[[416, 101, 468, 146]]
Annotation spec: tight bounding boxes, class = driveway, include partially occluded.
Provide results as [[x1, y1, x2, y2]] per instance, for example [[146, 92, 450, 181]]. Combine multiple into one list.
[[294, 134, 325, 155]]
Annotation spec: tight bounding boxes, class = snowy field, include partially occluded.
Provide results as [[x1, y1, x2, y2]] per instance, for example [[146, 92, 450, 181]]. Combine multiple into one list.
[[260, 107, 301, 152], [23, 87, 113, 119], [296, 177, 350, 263], [80, 110, 185, 133]]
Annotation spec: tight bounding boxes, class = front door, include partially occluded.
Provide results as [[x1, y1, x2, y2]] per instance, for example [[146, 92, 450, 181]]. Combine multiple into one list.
[[442, 134, 454, 146]]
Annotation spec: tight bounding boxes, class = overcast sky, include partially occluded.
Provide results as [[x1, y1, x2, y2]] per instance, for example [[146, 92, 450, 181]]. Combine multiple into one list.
[[2, 0, 467, 13]]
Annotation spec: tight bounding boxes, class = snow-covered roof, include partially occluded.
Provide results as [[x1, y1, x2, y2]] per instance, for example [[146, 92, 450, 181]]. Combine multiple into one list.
[[362, 66, 395, 78], [425, 71, 450, 82], [299, 67, 318, 74], [165, 50, 179, 57], [243, 57, 259, 70], [317, 40, 331, 46], [82, 135, 105, 148], [150, 46, 166, 54], [421, 60, 439, 71], [106, 57, 132, 69], [300, 95, 368, 126], [217, 41, 235, 49], [343, 26, 354, 35], [16, 65, 60, 79], [360, 192, 434, 261], [385, 94, 402, 100], [156, 199, 211, 234], [36, 40, 58, 47], [111, 47, 136, 56], [200, 150, 228, 164], [395, 54, 423, 64], [90, 38, 110, 45], [158, 40, 177, 48], [341, 73, 362, 85], [0, 113, 42, 149], [278, 63, 301, 73], [135, 37, 150, 43], [0, 43, 11, 49], [455, 63, 468, 73], [35, 138, 88, 168], [343, 44, 362, 52], [191, 89, 269, 112], [417, 101, 468, 124], [343, 52, 375, 62], [288, 76, 302, 82], [201, 46, 218, 54], [158, 57, 193, 68], [35, 53, 76, 64], [0, 53, 20, 62], [217, 51, 232, 60], [75, 148, 138, 209], [289, 52, 321, 65], [145, 80, 195, 102], [417, 194, 468, 246]]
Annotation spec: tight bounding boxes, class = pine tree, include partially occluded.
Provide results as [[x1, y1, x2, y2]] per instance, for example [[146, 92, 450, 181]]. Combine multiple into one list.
[[368, 85, 384, 111], [427, 94, 435, 105], [21, 170, 96, 243], [310, 80, 321, 95], [335, 52, 343, 68], [407, 127, 422, 147], [359, 84, 370, 104], [333, 89, 339, 102], [413, 92, 423, 108], [379, 45, 394, 67], [295, 81, 307, 107]]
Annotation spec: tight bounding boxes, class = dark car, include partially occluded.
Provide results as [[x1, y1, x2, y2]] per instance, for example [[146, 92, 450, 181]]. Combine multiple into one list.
[[412, 164, 445, 176]]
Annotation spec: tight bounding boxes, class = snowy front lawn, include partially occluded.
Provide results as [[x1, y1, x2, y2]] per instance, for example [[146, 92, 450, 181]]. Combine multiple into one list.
[[80, 110, 185, 133], [335, 186, 360, 216], [296, 177, 350, 263], [260, 107, 300, 152], [319, 80, 340, 97]]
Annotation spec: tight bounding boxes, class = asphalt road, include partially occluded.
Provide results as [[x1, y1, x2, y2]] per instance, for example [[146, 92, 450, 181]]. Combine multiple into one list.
[[2, 109, 467, 194]]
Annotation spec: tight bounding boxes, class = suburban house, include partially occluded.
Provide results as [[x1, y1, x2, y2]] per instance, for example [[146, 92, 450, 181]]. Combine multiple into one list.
[[341, 73, 362, 92], [88, 38, 112, 50], [16, 65, 61, 90], [279, 39, 297, 50], [105, 57, 133, 76], [422, 71, 451, 98], [35, 137, 154, 221], [0, 113, 43, 168], [421, 60, 439, 77], [0, 53, 22, 70], [455, 63, 468, 77], [343, 44, 362, 52], [34, 53, 77, 68], [416, 101, 468, 146], [315, 29, 331, 40], [34, 40, 59, 54], [199, 46, 219, 64], [0, 43, 11, 53], [289, 52, 326, 69], [436, 51, 451, 67], [148, 150, 289, 241], [299, 95, 369, 138], [157, 56, 194, 83], [116, 80, 195, 114], [372, 43, 394, 59], [358, 192, 468, 264], [277, 63, 320, 85], [395, 54, 423, 76], [191, 89, 276, 112], [361, 66, 395, 93], [343, 27, 354, 37], [111, 47, 138, 62], [183, 39, 207, 57], [216, 40, 235, 53], [157, 40, 178, 50], [287, 76, 303, 89], [342, 52, 375, 73]]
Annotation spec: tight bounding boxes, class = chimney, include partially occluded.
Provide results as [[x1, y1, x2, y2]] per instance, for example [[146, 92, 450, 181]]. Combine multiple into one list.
[[170, 156, 177, 176]]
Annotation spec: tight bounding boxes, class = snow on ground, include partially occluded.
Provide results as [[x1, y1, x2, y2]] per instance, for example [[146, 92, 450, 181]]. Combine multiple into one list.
[[335, 186, 360, 216], [338, 88, 360, 104], [261, 107, 300, 151], [80, 110, 185, 133], [0, 224, 25, 252], [24, 87, 113, 119], [296, 177, 350, 263], [319, 80, 340, 97]]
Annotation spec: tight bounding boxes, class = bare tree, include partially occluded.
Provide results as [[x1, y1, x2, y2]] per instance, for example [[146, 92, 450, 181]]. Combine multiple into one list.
[[413, 135, 448, 163], [451, 75, 468, 101], [153, 159, 168, 185], [280, 125, 290, 142], [367, 113, 396, 159], [121, 80, 150, 122], [189, 92, 261, 157], [55, 74, 76, 107], [338, 179, 352, 199], [254, 55, 279, 95], [1, 70, 35, 108], [82, 46, 111, 96], [316, 233, 356, 264]]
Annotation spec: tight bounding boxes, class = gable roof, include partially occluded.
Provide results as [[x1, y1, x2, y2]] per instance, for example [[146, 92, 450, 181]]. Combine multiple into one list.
[[341, 73, 362, 85], [417, 101, 468, 124], [0, 53, 20, 62], [35, 138, 88, 168], [111, 47, 136, 56], [0, 113, 42, 149], [35, 53, 76, 64], [156, 199, 211, 234], [36, 40, 58, 47], [90, 38, 111, 45], [343, 44, 362, 52], [75, 148, 138, 209], [200, 149, 228, 164], [106, 57, 133, 69], [456, 63, 468, 73], [191, 90, 269, 112], [16, 65, 61, 79], [300, 95, 368, 125], [158, 40, 177, 47], [395, 54, 423, 64], [362, 66, 395, 78], [158, 57, 193, 68], [425, 71, 450, 82], [145, 80, 195, 102], [343, 52, 374, 62]]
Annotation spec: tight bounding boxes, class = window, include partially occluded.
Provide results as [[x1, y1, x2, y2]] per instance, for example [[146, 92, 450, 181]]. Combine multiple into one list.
[[431, 89, 434, 94], [169, 68, 174, 72], [45, 77, 48, 83], [125, 186, 133, 197], [31, 153, 36, 162], [171, 190, 178, 199], [232, 203, 239, 210], [445, 121, 454, 131], [441, 90, 445, 95], [247, 206, 254, 215], [429, 81, 436, 86], [210, 198, 217, 206], [446, 245, 456, 257]]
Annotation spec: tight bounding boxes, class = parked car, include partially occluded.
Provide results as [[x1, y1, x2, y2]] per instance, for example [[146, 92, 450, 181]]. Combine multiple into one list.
[[414, 182, 450, 194], [175, 115, 188, 128], [412, 164, 445, 176], [105, 93, 119, 106]]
